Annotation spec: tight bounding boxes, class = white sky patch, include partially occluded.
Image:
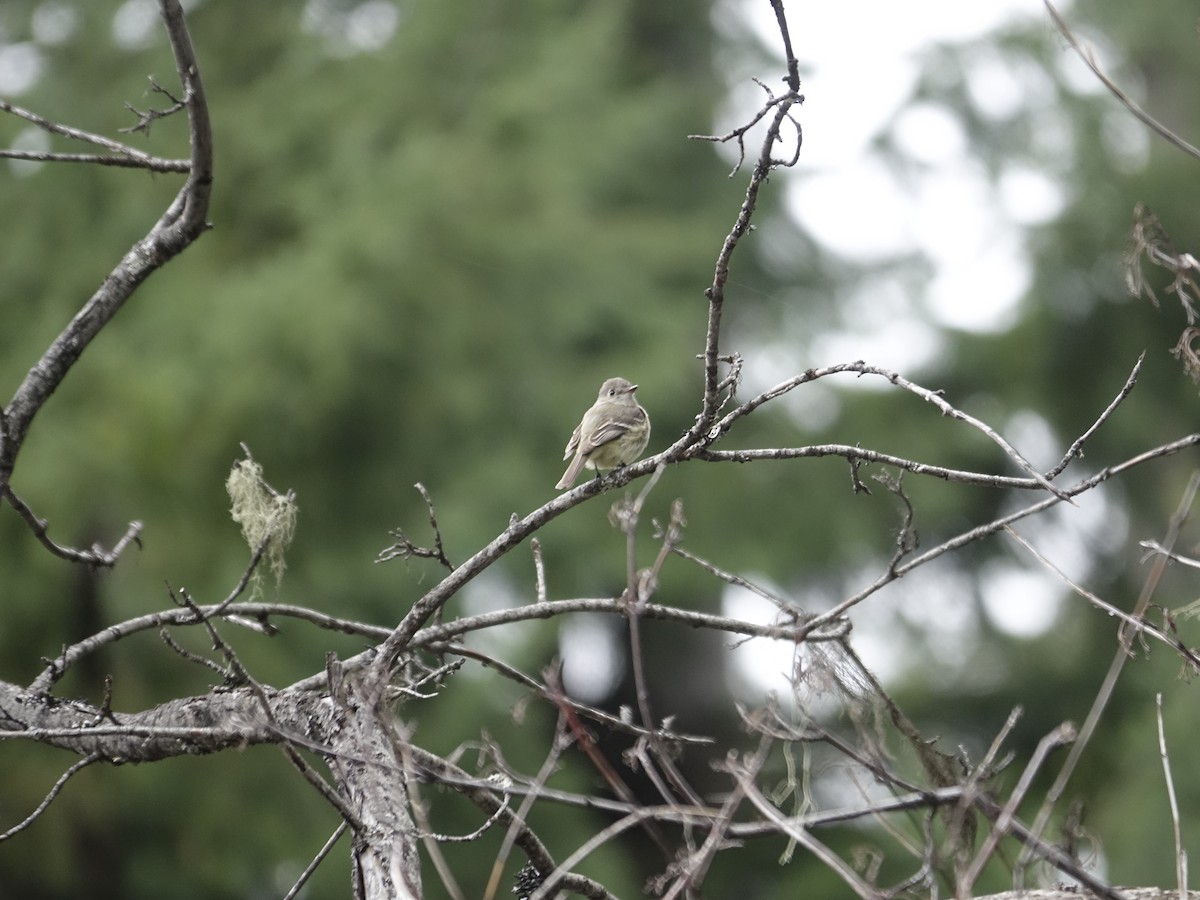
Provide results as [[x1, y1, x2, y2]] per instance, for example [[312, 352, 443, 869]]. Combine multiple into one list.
[[6, 125, 49, 177], [457, 570, 529, 663], [787, 159, 915, 261], [724, 0, 1069, 336], [302, 0, 401, 55], [908, 163, 1031, 332], [111, 0, 160, 51], [1101, 109, 1152, 174], [32, 2, 80, 46], [965, 50, 1035, 121], [1002, 409, 1062, 471], [0, 42, 44, 95], [980, 563, 1062, 637], [811, 308, 944, 376], [925, 226, 1028, 333], [559, 615, 623, 704], [892, 103, 968, 166], [998, 165, 1066, 225], [721, 581, 854, 706], [892, 565, 982, 670]]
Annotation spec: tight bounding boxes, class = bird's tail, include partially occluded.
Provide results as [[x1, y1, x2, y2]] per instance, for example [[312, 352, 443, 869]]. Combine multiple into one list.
[[555, 451, 586, 490]]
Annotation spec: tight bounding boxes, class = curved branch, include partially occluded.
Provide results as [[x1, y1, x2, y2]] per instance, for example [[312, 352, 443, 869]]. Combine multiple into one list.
[[34, 592, 848, 695], [1045, 0, 1200, 161], [1, 484, 142, 567], [702, 362, 1071, 497], [1, 0, 213, 495], [0, 753, 103, 842]]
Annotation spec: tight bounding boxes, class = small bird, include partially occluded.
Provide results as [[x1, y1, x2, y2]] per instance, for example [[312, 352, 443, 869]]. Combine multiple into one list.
[[556, 377, 650, 490]]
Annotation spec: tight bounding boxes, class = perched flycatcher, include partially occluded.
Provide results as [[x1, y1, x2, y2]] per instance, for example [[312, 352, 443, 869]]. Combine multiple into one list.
[[555, 377, 650, 490]]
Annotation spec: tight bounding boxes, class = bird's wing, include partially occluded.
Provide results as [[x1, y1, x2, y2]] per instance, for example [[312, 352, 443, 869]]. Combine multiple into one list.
[[583, 421, 631, 452], [562, 424, 582, 460]]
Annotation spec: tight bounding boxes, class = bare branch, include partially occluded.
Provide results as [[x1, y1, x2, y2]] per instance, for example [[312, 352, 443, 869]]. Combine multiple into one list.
[[0, 97, 189, 172], [377, 483, 455, 570], [407, 746, 616, 900], [1155, 694, 1188, 900], [735, 763, 881, 900], [1044, 1, 1200, 161], [282, 822, 349, 900], [1, 0, 214, 510], [797, 434, 1200, 640], [1045, 352, 1144, 479], [702, 361, 1072, 499], [0, 753, 103, 841], [1017, 471, 1200, 884], [1, 484, 142, 567], [962, 723, 1077, 891], [483, 719, 570, 900], [1005, 527, 1200, 669]]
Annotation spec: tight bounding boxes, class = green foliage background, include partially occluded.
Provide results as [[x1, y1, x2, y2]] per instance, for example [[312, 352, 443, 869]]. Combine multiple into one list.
[[2, 1, 1199, 897]]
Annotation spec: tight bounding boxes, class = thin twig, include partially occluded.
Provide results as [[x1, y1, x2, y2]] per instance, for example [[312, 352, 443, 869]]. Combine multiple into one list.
[[1, 0, 212, 497], [1045, 353, 1144, 478], [1044, 1, 1200, 161], [1005, 527, 1200, 670], [661, 737, 771, 899], [0, 97, 189, 171], [705, 362, 1070, 499], [0, 753, 104, 841], [1139, 539, 1200, 570], [736, 768, 881, 900], [1017, 471, 1200, 884], [962, 723, 1077, 890], [1, 485, 143, 566], [483, 718, 571, 900], [407, 746, 616, 900], [530, 538, 547, 604], [282, 822, 348, 900], [796, 435, 1200, 640], [671, 545, 796, 613], [1155, 694, 1187, 900]]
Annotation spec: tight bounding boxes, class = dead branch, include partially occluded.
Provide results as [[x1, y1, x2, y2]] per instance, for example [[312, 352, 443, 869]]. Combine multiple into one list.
[[0, 0, 214, 556]]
